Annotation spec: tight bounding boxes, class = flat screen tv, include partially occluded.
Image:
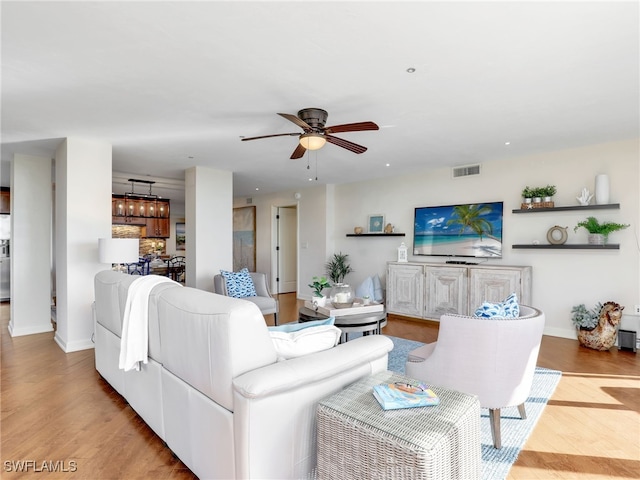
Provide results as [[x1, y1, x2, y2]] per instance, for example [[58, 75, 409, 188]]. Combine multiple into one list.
[[413, 202, 503, 259]]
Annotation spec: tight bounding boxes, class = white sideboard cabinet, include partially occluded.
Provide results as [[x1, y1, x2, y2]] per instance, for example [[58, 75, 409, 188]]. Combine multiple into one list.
[[387, 262, 532, 320]]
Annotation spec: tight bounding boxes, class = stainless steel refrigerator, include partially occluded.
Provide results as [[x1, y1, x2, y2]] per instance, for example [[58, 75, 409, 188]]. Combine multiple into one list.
[[0, 215, 9, 301]]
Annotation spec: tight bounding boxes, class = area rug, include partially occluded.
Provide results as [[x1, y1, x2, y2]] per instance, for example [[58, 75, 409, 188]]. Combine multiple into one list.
[[386, 335, 562, 480]]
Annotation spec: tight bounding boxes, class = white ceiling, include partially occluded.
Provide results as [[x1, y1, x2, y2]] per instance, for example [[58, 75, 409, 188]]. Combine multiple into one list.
[[2, 1, 638, 203]]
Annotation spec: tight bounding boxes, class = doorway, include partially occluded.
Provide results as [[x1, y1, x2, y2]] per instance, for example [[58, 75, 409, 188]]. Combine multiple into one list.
[[272, 205, 298, 294]]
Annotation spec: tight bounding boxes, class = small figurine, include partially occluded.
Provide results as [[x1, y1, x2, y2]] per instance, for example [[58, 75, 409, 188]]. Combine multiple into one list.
[[576, 187, 593, 206], [384, 223, 393, 234]]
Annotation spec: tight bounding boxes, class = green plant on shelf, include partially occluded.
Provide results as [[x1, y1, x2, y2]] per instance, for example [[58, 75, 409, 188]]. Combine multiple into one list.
[[574, 217, 629, 237]]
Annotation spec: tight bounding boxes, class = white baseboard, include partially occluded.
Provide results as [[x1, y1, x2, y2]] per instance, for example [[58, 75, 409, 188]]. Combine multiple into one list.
[[54, 333, 95, 353]]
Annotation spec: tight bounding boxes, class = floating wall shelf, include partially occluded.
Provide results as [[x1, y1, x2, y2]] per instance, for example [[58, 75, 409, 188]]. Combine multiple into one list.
[[512, 203, 620, 213], [512, 244, 619, 250], [346, 233, 406, 237]]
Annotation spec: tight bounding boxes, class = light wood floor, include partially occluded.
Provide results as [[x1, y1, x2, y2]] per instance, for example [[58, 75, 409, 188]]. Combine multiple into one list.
[[1, 294, 639, 479]]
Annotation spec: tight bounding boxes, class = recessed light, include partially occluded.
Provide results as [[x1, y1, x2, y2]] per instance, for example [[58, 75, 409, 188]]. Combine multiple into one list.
[[406, 68, 416, 73], [255, 187, 259, 191], [504, 141, 511, 146], [386, 163, 391, 167]]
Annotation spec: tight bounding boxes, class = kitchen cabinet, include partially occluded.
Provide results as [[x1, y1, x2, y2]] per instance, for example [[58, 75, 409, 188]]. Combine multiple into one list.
[[386, 263, 424, 318], [144, 217, 170, 238], [0, 189, 9, 214], [387, 262, 532, 320], [111, 195, 170, 237]]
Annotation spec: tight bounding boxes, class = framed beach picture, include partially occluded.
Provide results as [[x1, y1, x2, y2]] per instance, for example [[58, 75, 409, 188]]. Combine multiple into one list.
[[233, 206, 256, 271], [175, 222, 186, 251], [368, 214, 385, 233]]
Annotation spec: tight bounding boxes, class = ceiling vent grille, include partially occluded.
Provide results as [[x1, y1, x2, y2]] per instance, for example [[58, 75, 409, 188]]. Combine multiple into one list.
[[452, 164, 481, 178]]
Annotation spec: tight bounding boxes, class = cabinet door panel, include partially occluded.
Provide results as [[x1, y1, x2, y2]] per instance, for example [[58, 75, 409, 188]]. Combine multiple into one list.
[[468, 269, 521, 312], [425, 266, 468, 317], [387, 264, 424, 317]]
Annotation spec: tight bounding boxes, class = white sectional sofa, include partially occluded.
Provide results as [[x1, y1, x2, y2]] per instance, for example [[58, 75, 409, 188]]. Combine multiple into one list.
[[93, 270, 393, 479]]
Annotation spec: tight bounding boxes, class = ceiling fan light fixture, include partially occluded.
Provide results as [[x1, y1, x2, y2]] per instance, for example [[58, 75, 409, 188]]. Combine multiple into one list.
[[299, 133, 326, 151]]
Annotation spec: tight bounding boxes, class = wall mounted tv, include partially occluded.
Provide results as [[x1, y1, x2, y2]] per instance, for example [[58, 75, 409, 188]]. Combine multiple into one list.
[[413, 202, 503, 259]]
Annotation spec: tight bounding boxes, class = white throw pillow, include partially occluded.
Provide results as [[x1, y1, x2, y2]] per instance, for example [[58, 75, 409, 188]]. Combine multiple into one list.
[[269, 325, 341, 361]]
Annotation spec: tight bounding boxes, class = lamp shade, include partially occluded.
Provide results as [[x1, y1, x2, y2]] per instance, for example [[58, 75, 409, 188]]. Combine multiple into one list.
[[98, 238, 139, 264], [299, 133, 326, 151]]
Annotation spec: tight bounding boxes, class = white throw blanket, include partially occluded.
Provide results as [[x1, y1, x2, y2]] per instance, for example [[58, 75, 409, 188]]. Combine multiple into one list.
[[119, 275, 181, 372]]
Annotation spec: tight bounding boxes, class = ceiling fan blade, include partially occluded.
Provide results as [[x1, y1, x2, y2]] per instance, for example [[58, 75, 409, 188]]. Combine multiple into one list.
[[241, 132, 300, 141], [325, 135, 368, 154], [324, 121, 379, 134], [290, 143, 307, 159], [278, 113, 312, 131]]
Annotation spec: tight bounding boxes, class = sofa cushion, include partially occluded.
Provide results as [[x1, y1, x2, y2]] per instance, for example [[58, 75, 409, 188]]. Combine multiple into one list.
[[474, 293, 519, 318], [268, 317, 335, 333], [268, 319, 341, 360], [221, 268, 257, 298]]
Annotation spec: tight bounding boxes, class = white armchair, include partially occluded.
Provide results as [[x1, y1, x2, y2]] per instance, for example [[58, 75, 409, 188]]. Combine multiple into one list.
[[405, 305, 545, 448], [214, 271, 279, 325]]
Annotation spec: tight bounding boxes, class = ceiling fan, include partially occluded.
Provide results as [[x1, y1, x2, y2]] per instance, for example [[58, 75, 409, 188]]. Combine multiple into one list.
[[241, 108, 379, 159]]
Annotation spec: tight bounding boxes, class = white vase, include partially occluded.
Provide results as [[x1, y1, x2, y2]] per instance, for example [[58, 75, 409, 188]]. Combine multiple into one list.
[[595, 174, 610, 205], [312, 296, 326, 308]]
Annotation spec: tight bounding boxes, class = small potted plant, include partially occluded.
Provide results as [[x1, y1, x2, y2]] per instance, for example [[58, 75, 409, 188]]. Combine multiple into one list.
[[308, 276, 331, 306], [326, 252, 355, 308], [521, 186, 535, 204], [571, 303, 599, 330], [540, 185, 557, 202], [531, 187, 545, 203], [574, 217, 629, 245]]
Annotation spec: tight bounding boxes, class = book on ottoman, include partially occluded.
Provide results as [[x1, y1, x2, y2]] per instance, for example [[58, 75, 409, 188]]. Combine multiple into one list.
[[373, 381, 440, 410]]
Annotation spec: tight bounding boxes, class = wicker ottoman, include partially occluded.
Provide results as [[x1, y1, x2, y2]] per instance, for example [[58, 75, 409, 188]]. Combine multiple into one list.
[[316, 371, 481, 480]]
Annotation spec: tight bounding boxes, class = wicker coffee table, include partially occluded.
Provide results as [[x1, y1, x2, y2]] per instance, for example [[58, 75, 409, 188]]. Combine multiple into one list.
[[316, 371, 481, 480]]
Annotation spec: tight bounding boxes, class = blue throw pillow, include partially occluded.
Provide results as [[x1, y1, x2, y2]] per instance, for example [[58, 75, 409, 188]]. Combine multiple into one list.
[[220, 268, 257, 298], [474, 293, 519, 318], [268, 317, 335, 333], [356, 276, 375, 300], [372, 274, 384, 302]]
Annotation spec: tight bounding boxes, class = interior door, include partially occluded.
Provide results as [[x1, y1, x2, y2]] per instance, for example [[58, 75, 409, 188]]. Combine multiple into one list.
[[276, 206, 297, 293]]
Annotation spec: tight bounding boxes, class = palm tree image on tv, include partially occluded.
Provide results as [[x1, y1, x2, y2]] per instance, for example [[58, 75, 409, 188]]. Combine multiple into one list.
[[446, 204, 494, 240], [413, 202, 503, 258]]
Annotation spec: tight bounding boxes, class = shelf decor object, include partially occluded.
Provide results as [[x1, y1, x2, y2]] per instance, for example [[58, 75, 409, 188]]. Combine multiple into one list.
[[346, 233, 405, 237], [520, 185, 556, 209], [397, 242, 408, 262], [512, 203, 620, 214], [368, 214, 385, 233], [595, 174, 610, 205], [546, 226, 568, 245]]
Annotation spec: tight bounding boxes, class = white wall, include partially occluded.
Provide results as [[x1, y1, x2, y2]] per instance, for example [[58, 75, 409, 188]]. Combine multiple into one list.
[[331, 139, 639, 340], [243, 139, 640, 340], [9, 154, 53, 336], [234, 185, 334, 296]]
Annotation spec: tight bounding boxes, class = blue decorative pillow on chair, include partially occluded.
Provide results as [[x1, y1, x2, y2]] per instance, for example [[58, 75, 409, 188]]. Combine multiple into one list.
[[220, 268, 257, 298], [474, 293, 519, 318]]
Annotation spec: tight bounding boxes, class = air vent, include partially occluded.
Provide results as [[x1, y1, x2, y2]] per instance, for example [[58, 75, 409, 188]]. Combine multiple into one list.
[[452, 164, 481, 178], [246, 197, 253, 205]]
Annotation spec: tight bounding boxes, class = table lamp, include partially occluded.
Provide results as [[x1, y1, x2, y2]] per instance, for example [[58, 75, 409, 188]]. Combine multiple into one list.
[[98, 238, 139, 273]]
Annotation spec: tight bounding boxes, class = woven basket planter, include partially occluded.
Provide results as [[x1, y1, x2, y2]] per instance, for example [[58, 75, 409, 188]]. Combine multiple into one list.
[[521, 201, 554, 209]]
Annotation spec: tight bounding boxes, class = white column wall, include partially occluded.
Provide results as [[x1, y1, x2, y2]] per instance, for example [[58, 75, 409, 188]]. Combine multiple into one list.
[[54, 138, 112, 352], [185, 166, 232, 291], [9, 154, 53, 336]]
